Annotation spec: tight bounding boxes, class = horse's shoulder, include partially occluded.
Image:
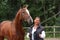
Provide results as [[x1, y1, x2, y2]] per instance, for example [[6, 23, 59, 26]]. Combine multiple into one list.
[[1, 20, 11, 25]]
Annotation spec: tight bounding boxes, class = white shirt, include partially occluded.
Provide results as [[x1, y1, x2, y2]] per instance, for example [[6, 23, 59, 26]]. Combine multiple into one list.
[[26, 27, 46, 39], [32, 27, 36, 40]]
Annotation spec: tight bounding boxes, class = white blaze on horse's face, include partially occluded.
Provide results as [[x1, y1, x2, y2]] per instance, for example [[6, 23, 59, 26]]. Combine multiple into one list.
[[26, 9, 30, 15], [25, 9, 33, 24], [22, 8, 33, 24]]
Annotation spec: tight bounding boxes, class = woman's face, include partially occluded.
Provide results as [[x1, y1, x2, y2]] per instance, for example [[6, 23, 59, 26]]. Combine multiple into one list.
[[34, 17, 40, 25]]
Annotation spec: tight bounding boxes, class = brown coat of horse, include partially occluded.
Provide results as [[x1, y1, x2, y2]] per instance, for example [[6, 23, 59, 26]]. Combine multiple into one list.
[[0, 8, 33, 40]]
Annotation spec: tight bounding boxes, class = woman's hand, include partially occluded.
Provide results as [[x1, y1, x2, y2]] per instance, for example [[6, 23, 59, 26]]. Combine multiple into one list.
[[39, 31, 46, 38], [26, 33, 30, 38]]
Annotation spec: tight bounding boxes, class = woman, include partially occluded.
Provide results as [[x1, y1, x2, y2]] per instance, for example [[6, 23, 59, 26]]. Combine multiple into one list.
[[26, 17, 45, 40]]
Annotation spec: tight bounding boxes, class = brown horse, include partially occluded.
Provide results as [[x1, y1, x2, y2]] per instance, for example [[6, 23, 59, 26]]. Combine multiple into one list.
[[0, 8, 33, 40]]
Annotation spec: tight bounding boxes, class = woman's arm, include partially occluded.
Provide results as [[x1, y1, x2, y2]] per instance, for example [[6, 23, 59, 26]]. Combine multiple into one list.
[[39, 31, 46, 38]]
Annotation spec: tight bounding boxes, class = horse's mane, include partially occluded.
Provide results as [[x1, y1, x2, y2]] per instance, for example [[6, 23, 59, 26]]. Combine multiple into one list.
[[0, 8, 25, 40], [14, 9, 25, 35]]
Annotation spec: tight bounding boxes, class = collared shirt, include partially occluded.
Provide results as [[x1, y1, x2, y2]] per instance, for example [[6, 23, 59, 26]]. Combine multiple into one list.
[[27, 27, 46, 39], [32, 27, 36, 40]]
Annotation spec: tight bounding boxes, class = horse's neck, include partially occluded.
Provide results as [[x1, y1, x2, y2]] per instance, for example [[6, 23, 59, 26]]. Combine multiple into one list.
[[14, 20, 25, 34], [13, 10, 25, 35], [13, 11, 23, 28], [13, 20, 23, 27]]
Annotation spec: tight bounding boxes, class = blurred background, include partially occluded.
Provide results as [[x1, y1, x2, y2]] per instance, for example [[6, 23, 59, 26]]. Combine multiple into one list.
[[0, 0, 60, 40]]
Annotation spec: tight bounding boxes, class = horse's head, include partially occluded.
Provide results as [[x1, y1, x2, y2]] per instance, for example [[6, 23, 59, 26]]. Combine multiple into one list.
[[21, 8, 33, 24], [15, 8, 33, 24]]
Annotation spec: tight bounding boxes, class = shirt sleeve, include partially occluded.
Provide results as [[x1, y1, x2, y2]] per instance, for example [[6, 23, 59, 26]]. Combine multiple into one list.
[[40, 31, 46, 38], [26, 33, 30, 38], [26, 27, 31, 38]]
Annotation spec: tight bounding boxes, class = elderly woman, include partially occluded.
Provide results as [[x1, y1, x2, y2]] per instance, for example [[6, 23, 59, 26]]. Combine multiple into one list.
[[27, 17, 46, 40]]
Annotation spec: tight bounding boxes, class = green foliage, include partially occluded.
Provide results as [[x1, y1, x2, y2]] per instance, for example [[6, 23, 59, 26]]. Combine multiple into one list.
[[0, 0, 60, 26]]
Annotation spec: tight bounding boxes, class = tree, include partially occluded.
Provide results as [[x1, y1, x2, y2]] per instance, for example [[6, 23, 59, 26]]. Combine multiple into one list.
[[0, 0, 60, 26]]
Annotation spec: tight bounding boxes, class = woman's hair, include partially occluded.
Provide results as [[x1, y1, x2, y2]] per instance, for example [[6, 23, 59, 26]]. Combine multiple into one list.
[[21, 4, 28, 9], [23, 4, 28, 8], [35, 16, 40, 20]]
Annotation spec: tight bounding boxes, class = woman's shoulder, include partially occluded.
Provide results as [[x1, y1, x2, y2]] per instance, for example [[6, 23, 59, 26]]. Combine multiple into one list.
[[39, 25, 44, 29]]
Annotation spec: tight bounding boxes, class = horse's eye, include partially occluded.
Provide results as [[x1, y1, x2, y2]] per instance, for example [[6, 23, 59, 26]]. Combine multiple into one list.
[[23, 12, 25, 13]]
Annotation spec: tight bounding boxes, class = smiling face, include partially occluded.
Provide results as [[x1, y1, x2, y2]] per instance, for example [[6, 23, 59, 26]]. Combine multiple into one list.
[[34, 17, 40, 25]]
